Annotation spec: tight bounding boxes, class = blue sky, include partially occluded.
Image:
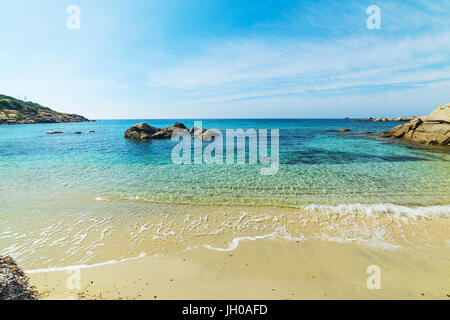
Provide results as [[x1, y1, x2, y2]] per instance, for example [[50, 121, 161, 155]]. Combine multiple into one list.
[[1, 0, 449, 119]]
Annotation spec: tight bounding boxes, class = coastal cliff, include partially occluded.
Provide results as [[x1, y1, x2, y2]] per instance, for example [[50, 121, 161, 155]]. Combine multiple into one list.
[[0, 94, 89, 125], [380, 103, 450, 146]]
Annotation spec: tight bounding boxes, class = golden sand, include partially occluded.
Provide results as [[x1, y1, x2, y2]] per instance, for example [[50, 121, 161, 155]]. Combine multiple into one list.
[[26, 203, 450, 300], [30, 238, 450, 300]]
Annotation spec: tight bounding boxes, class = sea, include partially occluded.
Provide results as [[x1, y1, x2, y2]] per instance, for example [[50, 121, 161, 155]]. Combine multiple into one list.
[[1, 119, 449, 270]]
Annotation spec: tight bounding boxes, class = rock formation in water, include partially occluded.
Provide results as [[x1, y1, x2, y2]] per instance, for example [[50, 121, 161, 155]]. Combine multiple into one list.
[[125, 122, 189, 140], [0, 94, 89, 125], [125, 122, 221, 141], [380, 103, 450, 146], [353, 116, 416, 122]]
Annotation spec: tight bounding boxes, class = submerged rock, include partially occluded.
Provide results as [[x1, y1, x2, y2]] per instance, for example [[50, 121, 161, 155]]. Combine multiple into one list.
[[0, 255, 38, 300], [335, 128, 351, 132], [380, 103, 450, 146]]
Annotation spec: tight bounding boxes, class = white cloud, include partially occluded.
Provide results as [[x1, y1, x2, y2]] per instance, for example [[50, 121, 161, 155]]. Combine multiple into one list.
[[147, 31, 450, 107]]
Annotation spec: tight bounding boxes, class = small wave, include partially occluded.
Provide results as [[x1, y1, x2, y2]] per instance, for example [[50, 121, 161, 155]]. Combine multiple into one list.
[[25, 252, 147, 274], [203, 232, 278, 252], [301, 203, 450, 219], [202, 229, 403, 252], [318, 235, 402, 250]]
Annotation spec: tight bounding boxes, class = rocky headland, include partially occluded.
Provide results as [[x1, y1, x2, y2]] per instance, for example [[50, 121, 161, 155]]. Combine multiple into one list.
[[380, 103, 450, 146], [0, 94, 89, 125]]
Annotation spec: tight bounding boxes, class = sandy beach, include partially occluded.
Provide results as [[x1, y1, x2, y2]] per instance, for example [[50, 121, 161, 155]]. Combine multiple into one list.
[[29, 238, 450, 300], [26, 204, 450, 300]]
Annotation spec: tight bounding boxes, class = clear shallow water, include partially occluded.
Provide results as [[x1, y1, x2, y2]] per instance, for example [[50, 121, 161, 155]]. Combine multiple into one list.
[[1, 119, 450, 269], [1, 119, 449, 207]]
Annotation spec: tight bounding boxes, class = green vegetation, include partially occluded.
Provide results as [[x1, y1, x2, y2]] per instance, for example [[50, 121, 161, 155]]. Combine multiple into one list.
[[0, 94, 52, 113], [0, 93, 88, 124]]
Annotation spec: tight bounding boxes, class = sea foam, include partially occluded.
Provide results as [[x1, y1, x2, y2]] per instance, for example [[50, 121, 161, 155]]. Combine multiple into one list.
[[301, 203, 450, 219]]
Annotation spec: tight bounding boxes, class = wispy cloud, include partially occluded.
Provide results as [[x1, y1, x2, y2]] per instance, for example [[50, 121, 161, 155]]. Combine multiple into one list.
[[147, 31, 450, 104], [144, 1, 450, 117]]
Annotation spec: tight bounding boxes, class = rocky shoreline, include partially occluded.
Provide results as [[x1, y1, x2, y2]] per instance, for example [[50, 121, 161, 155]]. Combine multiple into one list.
[[0, 94, 89, 125], [352, 116, 417, 122], [380, 103, 450, 146], [0, 256, 38, 300]]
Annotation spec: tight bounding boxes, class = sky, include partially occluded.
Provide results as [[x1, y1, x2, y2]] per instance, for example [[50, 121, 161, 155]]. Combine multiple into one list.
[[1, 0, 449, 119]]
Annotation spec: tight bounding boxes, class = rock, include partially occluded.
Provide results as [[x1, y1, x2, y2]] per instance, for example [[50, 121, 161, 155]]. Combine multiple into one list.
[[124, 122, 160, 140], [173, 122, 188, 130], [88, 130, 95, 133], [380, 103, 450, 145], [191, 128, 206, 136], [193, 129, 221, 141], [424, 104, 450, 122], [152, 123, 189, 139], [353, 116, 416, 122], [189, 127, 202, 134], [74, 132, 82, 134], [335, 128, 351, 132], [47, 131, 63, 134], [124, 122, 189, 140], [358, 131, 374, 134], [0, 255, 38, 300]]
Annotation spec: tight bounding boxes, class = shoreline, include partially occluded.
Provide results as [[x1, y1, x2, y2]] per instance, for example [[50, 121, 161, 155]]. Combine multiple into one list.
[[19, 202, 450, 300], [28, 238, 450, 300], [6, 201, 449, 269]]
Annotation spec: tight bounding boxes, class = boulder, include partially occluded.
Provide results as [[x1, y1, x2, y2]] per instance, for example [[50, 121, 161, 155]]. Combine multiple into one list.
[[380, 103, 450, 146], [173, 122, 188, 130], [124, 122, 189, 140], [335, 128, 351, 132], [423, 104, 450, 122], [152, 122, 189, 139], [193, 129, 221, 141], [189, 127, 202, 134], [124, 122, 160, 140], [47, 131, 63, 134]]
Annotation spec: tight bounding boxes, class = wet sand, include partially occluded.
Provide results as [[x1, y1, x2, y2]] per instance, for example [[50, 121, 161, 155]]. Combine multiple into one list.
[[29, 236, 450, 300], [15, 202, 449, 300]]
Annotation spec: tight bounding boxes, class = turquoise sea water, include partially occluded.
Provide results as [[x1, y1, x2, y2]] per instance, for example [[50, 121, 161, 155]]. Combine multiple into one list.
[[1, 119, 449, 207], [1, 119, 450, 269]]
